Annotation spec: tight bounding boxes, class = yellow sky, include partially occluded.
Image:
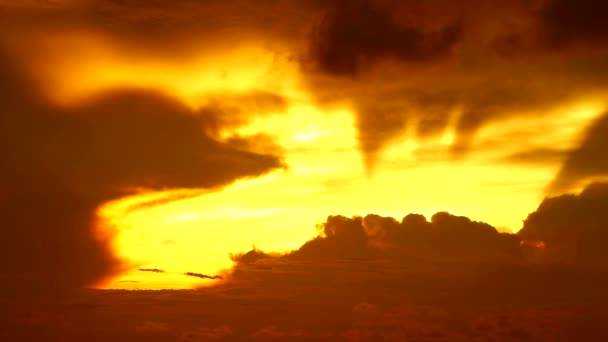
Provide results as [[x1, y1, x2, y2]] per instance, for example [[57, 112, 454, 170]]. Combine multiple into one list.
[[15, 33, 604, 289]]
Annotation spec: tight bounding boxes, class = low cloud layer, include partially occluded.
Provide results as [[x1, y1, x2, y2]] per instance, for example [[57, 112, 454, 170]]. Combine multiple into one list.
[[520, 182, 608, 267], [226, 183, 608, 276], [184, 272, 223, 280]]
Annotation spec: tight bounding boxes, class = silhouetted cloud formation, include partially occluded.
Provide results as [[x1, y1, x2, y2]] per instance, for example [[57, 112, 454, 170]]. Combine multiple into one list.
[[285, 212, 521, 262], [0, 51, 283, 295], [300, 0, 608, 170], [138, 269, 166, 274], [217, 184, 608, 320], [184, 272, 223, 280], [520, 182, 608, 268], [308, 0, 462, 76], [228, 185, 608, 272]]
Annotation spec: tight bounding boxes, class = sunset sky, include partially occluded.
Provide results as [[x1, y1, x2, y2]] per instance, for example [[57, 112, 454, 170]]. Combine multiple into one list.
[[2, 1, 608, 340]]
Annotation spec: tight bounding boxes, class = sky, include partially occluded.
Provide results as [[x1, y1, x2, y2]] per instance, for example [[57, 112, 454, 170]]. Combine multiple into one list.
[[1, 1, 608, 340]]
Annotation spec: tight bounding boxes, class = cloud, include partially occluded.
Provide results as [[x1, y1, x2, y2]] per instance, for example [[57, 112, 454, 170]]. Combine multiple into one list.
[[307, 0, 462, 77], [138, 269, 166, 273], [3, 0, 608, 176], [178, 325, 233, 340], [230, 246, 274, 264], [219, 187, 608, 315], [0, 51, 283, 296], [286, 212, 521, 262], [218, 211, 530, 308], [540, 0, 608, 46], [299, 0, 608, 171], [184, 272, 223, 280], [547, 113, 608, 194], [519, 182, 608, 267]]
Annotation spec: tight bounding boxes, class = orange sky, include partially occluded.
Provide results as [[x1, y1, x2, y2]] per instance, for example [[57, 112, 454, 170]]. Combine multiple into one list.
[[2, 0, 608, 290], [59, 37, 603, 289]]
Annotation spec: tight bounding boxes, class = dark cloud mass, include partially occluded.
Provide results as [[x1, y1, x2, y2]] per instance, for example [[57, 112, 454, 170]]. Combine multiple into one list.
[[541, 0, 608, 45], [308, 0, 462, 77], [0, 51, 283, 295], [3, 184, 608, 340], [520, 182, 608, 267], [282, 212, 521, 263], [226, 182, 608, 302], [138, 269, 166, 274]]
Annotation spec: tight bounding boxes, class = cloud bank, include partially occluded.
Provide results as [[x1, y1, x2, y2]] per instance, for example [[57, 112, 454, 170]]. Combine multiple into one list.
[[0, 51, 283, 295]]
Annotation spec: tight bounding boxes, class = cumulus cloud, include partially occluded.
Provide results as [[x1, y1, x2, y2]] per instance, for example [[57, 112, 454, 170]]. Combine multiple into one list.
[[520, 182, 608, 267], [135, 321, 171, 333], [221, 185, 608, 310], [219, 211, 529, 307]]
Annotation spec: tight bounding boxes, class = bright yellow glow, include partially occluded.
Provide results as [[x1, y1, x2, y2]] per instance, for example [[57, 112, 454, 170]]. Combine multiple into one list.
[[16, 33, 607, 289]]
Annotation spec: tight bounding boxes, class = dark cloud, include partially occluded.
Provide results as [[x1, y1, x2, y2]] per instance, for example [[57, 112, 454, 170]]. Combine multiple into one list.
[[184, 272, 223, 280], [307, 0, 462, 77], [138, 269, 166, 274], [547, 113, 608, 194], [0, 51, 283, 296], [286, 212, 521, 262], [540, 0, 608, 46], [519, 182, 608, 268], [299, 0, 608, 171]]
